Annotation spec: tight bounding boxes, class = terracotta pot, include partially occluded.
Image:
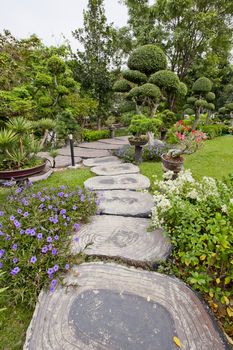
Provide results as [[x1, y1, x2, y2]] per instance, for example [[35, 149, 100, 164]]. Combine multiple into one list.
[[0, 159, 47, 180], [161, 154, 184, 172]]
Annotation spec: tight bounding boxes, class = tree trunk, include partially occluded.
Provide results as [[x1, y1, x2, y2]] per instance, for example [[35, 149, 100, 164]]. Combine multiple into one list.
[[193, 107, 201, 129], [147, 132, 154, 146]]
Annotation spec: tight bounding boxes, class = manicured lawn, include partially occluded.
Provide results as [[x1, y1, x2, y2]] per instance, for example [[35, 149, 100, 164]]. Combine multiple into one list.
[[140, 136, 233, 186], [0, 167, 93, 350]]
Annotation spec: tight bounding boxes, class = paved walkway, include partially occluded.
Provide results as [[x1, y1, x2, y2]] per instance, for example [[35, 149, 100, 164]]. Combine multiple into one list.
[[24, 143, 229, 349]]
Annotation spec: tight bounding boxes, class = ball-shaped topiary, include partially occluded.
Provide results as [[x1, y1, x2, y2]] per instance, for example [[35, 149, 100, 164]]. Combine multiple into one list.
[[187, 96, 197, 104], [57, 85, 69, 95], [192, 77, 212, 93], [113, 79, 131, 93], [206, 92, 215, 102], [127, 44, 167, 75], [177, 82, 188, 96], [195, 99, 208, 108], [122, 70, 147, 85], [138, 83, 161, 99], [207, 103, 215, 111], [225, 103, 233, 111], [34, 73, 52, 87], [219, 107, 226, 114], [149, 70, 180, 91], [127, 86, 141, 99], [63, 77, 76, 88], [47, 55, 66, 75], [184, 108, 195, 115]]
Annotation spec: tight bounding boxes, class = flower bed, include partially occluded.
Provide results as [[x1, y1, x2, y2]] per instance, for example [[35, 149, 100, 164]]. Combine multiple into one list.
[[0, 183, 98, 306], [152, 170, 233, 337]]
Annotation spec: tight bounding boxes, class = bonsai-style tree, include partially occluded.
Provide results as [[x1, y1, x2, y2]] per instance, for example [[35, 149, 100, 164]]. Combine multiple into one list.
[[113, 44, 187, 115], [184, 77, 215, 128]]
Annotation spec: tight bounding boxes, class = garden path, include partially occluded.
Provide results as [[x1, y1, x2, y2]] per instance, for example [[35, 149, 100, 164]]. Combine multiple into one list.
[[24, 148, 229, 349]]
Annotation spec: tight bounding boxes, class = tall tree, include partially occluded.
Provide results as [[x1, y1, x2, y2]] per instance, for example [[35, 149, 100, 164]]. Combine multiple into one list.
[[123, 0, 233, 79], [72, 0, 114, 128]]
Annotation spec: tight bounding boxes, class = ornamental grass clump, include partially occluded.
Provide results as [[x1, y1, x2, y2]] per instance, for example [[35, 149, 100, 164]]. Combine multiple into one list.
[[152, 170, 233, 335], [0, 184, 97, 306]]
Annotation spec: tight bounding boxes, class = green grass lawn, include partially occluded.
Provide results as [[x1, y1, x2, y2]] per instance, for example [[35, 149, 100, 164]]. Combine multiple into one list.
[[140, 135, 233, 186]]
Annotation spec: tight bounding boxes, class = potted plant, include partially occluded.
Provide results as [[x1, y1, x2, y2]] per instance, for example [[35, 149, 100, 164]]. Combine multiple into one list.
[[0, 117, 46, 180], [161, 120, 207, 174], [128, 115, 161, 162]]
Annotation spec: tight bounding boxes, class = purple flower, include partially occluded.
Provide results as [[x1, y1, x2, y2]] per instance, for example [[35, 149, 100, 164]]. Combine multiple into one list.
[[59, 185, 65, 190], [51, 248, 57, 255], [17, 208, 22, 214], [0, 249, 5, 258], [25, 228, 31, 235], [80, 195, 85, 202], [39, 204, 44, 209], [47, 268, 53, 275], [10, 266, 20, 275], [65, 264, 70, 270], [23, 212, 29, 217], [62, 214, 66, 219], [32, 194, 36, 198], [57, 192, 63, 197], [15, 187, 22, 194], [0, 231, 3, 236], [60, 209, 66, 215], [73, 223, 80, 231], [3, 180, 14, 187], [37, 192, 41, 196], [53, 265, 59, 272], [0, 211, 4, 216], [54, 235, 59, 241], [41, 198, 45, 202], [50, 286, 55, 293], [48, 243, 53, 250], [41, 246, 48, 254], [13, 220, 21, 228], [72, 205, 77, 210], [51, 279, 57, 286], [12, 244, 17, 251], [48, 274, 53, 279], [74, 237, 79, 242], [13, 257, 18, 264], [20, 229, 25, 235], [10, 215, 15, 221], [37, 233, 43, 240], [49, 216, 54, 222], [47, 236, 52, 243], [30, 256, 37, 264], [0, 262, 3, 268], [23, 200, 29, 206], [96, 199, 101, 206], [6, 235, 10, 241], [78, 190, 82, 196], [30, 228, 36, 236], [53, 219, 58, 224], [48, 205, 53, 210]]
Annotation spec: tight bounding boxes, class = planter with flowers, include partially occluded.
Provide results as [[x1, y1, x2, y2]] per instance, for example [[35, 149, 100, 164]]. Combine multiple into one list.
[[0, 117, 46, 180], [128, 115, 161, 162], [162, 120, 207, 175]]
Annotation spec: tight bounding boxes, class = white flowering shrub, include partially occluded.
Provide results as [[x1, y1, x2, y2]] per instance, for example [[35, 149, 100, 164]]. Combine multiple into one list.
[[152, 170, 233, 334]]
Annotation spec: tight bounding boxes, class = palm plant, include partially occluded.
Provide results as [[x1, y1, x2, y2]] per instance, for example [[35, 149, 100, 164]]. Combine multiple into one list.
[[6, 117, 33, 153]]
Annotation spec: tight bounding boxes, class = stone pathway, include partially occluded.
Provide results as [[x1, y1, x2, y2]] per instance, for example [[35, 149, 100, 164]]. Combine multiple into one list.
[[25, 146, 230, 349]]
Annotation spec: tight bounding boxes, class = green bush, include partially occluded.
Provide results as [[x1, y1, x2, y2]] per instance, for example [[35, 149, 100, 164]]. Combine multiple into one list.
[[0, 184, 97, 306], [152, 171, 233, 334], [128, 114, 161, 136], [127, 44, 167, 75], [149, 70, 180, 92], [200, 124, 229, 139], [113, 79, 131, 93], [122, 70, 147, 85], [82, 129, 110, 142], [192, 77, 212, 93], [120, 112, 134, 127]]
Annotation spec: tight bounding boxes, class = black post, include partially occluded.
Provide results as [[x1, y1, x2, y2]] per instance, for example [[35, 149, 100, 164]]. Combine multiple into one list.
[[69, 134, 75, 166]]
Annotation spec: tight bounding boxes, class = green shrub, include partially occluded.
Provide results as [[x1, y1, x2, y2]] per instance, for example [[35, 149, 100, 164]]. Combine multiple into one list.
[[127, 44, 167, 75], [122, 70, 147, 85], [192, 77, 212, 93], [152, 171, 233, 334], [120, 112, 134, 127], [199, 124, 229, 139], [82, 129, 110, 142], [0, 184, 97, 306], [113, 79, 131, 93], [149, 70, 180, 92], [128, 114, 161, 137]]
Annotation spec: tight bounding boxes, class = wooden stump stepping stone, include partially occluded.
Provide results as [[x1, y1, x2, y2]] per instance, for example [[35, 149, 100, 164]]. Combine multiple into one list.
[[91, 163, 139, 176], [78, 141, 122, 150], [24, 262, 229, 350], [84, 174, 150, 190], [99, 190, 153, 217], [71, 215, 170, 264], [38, 152, 82, 168], [83, 156, 121, 167], [57, 147, 110, 159]]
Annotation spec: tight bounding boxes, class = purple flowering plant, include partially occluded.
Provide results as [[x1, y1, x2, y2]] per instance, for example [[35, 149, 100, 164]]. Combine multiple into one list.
[[0, 184, 97, 306]]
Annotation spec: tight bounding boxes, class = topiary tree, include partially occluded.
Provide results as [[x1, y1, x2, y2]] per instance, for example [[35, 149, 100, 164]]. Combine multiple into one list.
[[113, 79, 131, 93], [185, 77, 215, 128], [114, 44, 186, 115]]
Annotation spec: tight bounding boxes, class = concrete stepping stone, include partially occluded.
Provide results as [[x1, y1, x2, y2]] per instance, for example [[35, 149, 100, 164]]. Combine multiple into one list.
[[84, 174, 150, 190], [71, 215, 170, 264], [91, 163, 139, 176], [114, 135, 130, 141], [83, 156, 121, 167], [78, 141, 122, 150], [24, 262, 229, 350], [58, 147, 110, 159], [99, 190, 153, 217], [38, 152, 82, 168], [29, 168, 53, 183], [98, 138, 129, 145]]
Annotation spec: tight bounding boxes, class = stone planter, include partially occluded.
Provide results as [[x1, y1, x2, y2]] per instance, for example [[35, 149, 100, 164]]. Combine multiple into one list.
[[161, 154, 184, 175], [0, 159, 47, 180], [128, 136, 149, 163]]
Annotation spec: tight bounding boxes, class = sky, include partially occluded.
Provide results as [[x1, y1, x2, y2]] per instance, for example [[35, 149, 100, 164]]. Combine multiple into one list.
[[0, 0, 129, 51]]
